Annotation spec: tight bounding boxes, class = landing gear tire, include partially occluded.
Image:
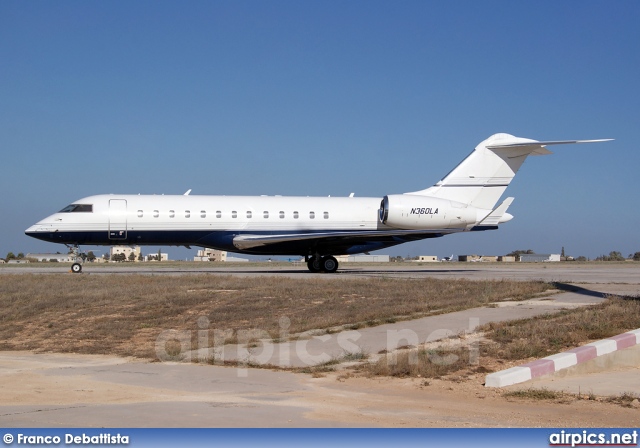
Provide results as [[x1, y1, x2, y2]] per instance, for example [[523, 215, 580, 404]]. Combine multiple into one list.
[[71, 263, 83, 273], [307, 256, 322, 273], [321, 256, 339, 273]]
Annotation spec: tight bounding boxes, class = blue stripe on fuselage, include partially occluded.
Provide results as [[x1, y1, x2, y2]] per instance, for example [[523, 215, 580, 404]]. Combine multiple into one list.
[[24, 229, 436, 256]]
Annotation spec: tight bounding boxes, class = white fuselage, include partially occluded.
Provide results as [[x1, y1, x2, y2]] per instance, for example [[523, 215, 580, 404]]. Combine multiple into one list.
[[28, 194, 383, 232], [26, 194, 406, 256]]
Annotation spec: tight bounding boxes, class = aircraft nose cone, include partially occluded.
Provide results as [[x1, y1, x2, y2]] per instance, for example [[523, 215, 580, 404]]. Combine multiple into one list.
[[25, 223, 56, 242], [25, 224, 39, 235]]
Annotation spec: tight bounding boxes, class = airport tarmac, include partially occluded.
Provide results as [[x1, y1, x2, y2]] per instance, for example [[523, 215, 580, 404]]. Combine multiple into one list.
[[1, 263, 639, 427], [2, 261, 640, 285]]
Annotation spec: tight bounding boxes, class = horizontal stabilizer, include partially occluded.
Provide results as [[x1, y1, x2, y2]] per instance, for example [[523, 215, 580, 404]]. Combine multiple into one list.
[[487, 139, 613, 148], [478, 197, 514, 226], [487, 139, 614, 155]]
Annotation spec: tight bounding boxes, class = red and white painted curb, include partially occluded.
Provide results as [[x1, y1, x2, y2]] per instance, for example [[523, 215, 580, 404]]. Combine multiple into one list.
[[485, 329, 640, 387]]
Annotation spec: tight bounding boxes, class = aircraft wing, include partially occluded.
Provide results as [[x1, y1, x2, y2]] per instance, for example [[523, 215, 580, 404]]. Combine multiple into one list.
[[232, 229, 460, 250]]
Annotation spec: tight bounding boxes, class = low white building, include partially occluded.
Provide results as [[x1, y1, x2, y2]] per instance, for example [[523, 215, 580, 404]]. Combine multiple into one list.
[[417, 255, 438, 262], [519, 254, 561, 262], [26, 253, 73, 262], [194, 249, 227, 262], [226, 256, 249, 262], [336, 255, 390, 263], [110, 246, 142, 261], [145, 253, 169, 262]]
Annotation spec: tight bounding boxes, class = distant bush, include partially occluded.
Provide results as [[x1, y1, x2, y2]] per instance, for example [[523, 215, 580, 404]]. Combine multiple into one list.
[[595, 251, 625, 261]]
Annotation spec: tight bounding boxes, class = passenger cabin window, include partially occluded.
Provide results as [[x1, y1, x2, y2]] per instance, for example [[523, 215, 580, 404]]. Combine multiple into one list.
[[216, 211, 221, 218], [59, 204, 93, 213], [279, 211, 285, 219], [153, 210, 159, 218], [246, 211, 252, 218], [137, 210, 143, 218], [232, 211, 237, 218], [201, 210, 206, 218], [263, 211, 269, 218], [324, 211, 329, 219], [293, 211, 299, 219], [185, 210, 191, 218], [309, 211, 315, 219], [169, 210, 175, 218]]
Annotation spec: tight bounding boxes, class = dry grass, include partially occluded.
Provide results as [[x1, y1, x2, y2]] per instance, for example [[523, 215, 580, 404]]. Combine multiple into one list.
[[505, 389, 640, 408], [3, 272, 640, 387], [503, 387, 565, 400], [480, 296, 640, 360], [354, 295, 640, 380], [359, 346, 472, 379], [605, 392, 640, 408], [0, 273, 549, 359]]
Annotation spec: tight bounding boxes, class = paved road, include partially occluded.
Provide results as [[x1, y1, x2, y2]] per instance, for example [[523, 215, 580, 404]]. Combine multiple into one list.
[[2, 262, 640, 285], [0, 352, 321, 427]]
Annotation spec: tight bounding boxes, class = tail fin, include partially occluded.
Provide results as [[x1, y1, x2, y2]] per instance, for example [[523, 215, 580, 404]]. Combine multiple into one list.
[[407, 133, 612, 210]]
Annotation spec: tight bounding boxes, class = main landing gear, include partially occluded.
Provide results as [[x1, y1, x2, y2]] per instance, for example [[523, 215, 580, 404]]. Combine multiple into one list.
[[66, 244, 86, 274], [306, 255, 339, 273]]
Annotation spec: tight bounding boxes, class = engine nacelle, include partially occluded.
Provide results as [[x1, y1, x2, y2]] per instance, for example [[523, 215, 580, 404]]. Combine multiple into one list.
[[379, 194, 477, 230]]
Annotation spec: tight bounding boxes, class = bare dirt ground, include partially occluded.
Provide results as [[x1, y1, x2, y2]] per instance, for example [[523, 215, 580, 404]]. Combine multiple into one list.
[[300, 374, 640, 427], [1, 351, 638, 427]]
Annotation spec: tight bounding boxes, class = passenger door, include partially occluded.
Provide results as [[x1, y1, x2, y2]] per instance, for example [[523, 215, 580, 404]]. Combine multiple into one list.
[[108, 199, 128, 240]]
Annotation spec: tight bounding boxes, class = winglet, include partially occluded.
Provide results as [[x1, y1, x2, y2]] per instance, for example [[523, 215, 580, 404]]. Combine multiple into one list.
[[184, 189, 192, 196]]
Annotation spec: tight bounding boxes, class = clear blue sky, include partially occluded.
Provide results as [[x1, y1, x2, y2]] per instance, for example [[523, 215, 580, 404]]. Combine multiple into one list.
[[2, 1, 638, 260]]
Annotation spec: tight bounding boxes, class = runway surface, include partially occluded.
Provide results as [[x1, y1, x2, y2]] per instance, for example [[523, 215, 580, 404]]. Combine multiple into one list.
[[3, 261, 640, 285]]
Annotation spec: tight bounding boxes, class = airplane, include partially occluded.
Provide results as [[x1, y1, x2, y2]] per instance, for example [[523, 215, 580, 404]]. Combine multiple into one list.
[[25, 133, 612, 274], [441, 254, 454, 262]]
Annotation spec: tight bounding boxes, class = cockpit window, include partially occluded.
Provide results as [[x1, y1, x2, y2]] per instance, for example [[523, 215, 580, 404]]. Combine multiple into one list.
[[59, 204, 93, 213]]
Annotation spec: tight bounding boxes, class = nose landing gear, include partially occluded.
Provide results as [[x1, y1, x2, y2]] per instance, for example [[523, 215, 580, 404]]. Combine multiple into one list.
[[66, 244, 86, 273]]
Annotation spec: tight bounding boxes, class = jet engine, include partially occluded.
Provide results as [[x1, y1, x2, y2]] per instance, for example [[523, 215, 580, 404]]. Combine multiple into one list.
[[379, 194, 477, 230]]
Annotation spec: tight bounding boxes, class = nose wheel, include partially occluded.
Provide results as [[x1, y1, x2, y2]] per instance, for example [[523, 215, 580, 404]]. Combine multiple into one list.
[[306, 255, 339, 273], [66, 244, 86, 274]]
